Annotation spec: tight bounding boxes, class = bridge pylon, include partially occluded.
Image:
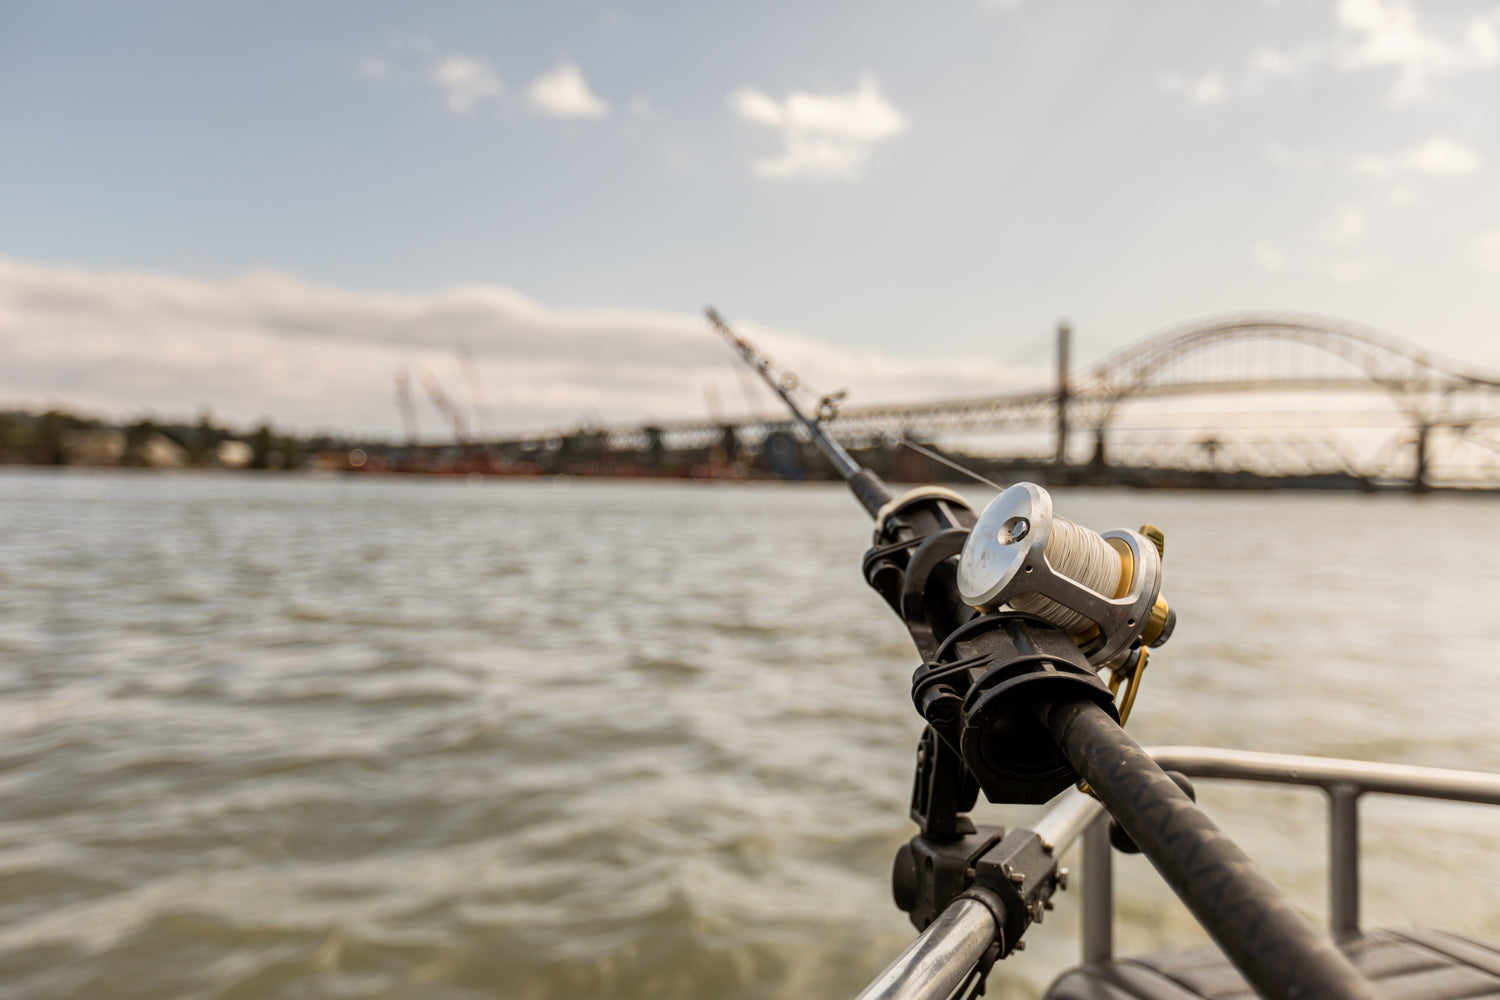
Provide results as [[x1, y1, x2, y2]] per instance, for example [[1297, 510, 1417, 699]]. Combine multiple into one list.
[[1414, 423, 1431, 494], [1088, 426, 1109, 481], [1055, 319, 1071, 466]]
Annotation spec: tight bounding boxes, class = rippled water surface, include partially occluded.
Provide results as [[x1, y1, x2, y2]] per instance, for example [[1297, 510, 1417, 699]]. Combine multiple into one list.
[[2, 471, 1498, 999]]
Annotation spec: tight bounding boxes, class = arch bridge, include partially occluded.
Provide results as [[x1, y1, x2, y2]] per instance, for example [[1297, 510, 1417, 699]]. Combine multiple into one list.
[[521, 313, 1500, 489]]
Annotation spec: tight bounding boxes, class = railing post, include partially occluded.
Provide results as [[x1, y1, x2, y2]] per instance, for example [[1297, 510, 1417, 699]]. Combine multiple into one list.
[[1082, 815, 1113, 963], [1329, 784, 1360, 938]]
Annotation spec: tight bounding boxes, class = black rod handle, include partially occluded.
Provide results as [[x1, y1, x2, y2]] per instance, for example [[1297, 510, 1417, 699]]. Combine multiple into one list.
[[1041, 700, 1379, 1000]]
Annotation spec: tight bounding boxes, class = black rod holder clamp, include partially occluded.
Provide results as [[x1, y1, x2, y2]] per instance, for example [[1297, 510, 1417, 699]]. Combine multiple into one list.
[[892, 822, 1065, 961], [914, 612, 1117, 805]]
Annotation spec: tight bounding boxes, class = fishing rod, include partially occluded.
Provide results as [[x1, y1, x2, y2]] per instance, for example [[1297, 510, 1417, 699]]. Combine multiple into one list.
[[708, 308, 1378, 1000], [705, 307, 894, 518]]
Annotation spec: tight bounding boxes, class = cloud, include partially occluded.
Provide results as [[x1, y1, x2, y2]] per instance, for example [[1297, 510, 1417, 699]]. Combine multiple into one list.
[[1159, 72, 1229, 104], [0, 258, 1035, 437], [1249, 241, 1370, 282], [429, 56, 504, 114], [358, 56, 389, 81], [526, 61, 610, 119], [1476, 229, 1500, 273], [1313, 204, 1367, 244], [371, 47, 613, 123], [1334, 0, 1500, 106], [728, 76, 908, 180], [1328, 260, 1370, 283], [1249, 44, 1327, 80], [1348, 134, 1484, 176], [1249, 218, 1376, 281], [1250, 240, 1288, 272], [1383, 183, 1420, 207], [1244, 44, 1328, 93], [1264, 143, 1323, 169], [1189, 74, 1229, 104], [1245, 2, 1500, 105]]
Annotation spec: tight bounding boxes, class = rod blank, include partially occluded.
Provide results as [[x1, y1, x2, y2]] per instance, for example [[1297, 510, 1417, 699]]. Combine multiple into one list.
[[707, 307, 891, 516]]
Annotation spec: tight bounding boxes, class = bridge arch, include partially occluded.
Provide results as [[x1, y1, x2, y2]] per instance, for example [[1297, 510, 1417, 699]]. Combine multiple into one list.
[[1074, 313, 1500, 487], [1085, 313, 1497, 423]]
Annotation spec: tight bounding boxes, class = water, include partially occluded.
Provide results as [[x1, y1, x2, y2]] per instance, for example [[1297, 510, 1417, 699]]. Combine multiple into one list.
[[1, 471, 1498, 999]]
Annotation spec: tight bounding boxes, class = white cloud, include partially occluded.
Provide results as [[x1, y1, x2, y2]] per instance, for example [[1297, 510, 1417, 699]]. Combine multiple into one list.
[[1476, 229, 1500, 273], [372, 48, 610, 122], [629, 95, 651, 116], [1244, 44, 1328, 93], [1264, 143, 1323, 169], [728, 76, 908, 180], [1246, 3, 1500, 104], [1249, 236, 1375, 282], [1329, 260, 1370, 283], [1249, 44, 1327, 79], [1251, 240, 1288, 272], [1383, 183, 1420, 207], [430, 56, 504, 115], [358, 56, 389, 81], [1314, 204, 1368, 244], [1160, 71, 1229, 104], [1349, 134, 1484, 176], [752, 136, 869, 181], [1401, 134, 1485, 173], [1190, 74, 1229, 104], [526, 61, 610, 119], [1334, 0, 1500, 105], [0, 257, 1034, 436]]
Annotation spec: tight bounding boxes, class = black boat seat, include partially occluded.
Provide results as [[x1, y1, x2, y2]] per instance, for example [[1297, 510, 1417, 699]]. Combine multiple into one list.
[[1044, 930, 1500, 999]]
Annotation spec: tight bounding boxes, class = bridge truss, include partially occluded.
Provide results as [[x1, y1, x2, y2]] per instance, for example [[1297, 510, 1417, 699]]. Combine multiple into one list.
[[511, 313, 1500, 488]]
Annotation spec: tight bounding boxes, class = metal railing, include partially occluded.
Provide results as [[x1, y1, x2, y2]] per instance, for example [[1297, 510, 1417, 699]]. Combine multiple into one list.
[[1084, 746, 1500, 962], [857, 748, 1500, 999]]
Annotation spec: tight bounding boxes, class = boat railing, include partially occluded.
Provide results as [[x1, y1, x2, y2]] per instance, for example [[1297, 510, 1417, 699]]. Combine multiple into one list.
[[858, 747, 1500, 1000], [1083, 746, 1500, 959]]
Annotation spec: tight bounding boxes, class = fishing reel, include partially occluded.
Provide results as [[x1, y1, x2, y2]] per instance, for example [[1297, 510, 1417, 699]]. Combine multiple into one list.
[[906, 482, 1178, 806], [957, 482, 1175, 670]]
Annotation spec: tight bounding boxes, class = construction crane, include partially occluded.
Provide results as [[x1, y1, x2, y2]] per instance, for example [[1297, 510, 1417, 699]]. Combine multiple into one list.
[[703, 382, 739, 467], [703, 382, 725, 423], [394, 368, 419, 446], [417, 369, 470, 449], [456, 346, 496, 445]]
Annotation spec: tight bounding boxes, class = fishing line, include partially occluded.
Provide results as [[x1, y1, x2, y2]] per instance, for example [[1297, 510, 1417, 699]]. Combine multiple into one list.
[[1011, 515, 1126, 634], [894, 437, 1125, 634], [896, 437, 1004, 491]]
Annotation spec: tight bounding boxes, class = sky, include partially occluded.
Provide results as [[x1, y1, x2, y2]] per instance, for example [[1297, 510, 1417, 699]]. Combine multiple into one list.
[[2, 0, 1498, 438]]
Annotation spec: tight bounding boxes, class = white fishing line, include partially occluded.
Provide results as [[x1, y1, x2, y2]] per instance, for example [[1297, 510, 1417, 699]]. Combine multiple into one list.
[[896, 437, 1004, 491], [887, 437, 1124, 636], [1011, 515, 1123, 634]]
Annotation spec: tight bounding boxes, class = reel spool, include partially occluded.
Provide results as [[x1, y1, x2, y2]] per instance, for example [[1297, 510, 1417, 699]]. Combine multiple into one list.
[[956, 483, 1175, 669]]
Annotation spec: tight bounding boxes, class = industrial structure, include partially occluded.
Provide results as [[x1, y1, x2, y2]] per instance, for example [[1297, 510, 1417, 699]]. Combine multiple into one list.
[[9, 312, 1500, 491], [488, 312, 1500, 491]]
